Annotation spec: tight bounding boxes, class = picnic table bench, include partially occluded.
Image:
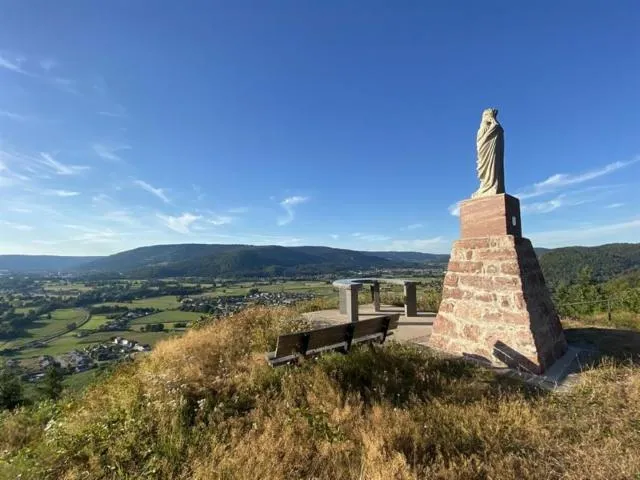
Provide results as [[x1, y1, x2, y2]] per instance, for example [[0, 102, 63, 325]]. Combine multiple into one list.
[[266, 313, 400, 367]]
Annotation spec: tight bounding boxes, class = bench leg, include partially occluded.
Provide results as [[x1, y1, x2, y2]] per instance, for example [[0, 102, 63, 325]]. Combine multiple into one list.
[[404, 283, 417, 317], [372, 282, 381, 312], [345, 285, 360, 322]]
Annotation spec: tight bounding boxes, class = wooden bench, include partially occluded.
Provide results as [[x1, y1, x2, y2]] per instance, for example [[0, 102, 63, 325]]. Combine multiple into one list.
[[266, 314, 400, 367]]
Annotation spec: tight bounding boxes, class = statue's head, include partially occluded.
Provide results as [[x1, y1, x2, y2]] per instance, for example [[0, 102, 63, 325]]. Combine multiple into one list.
[[482, 108, 498, 120]]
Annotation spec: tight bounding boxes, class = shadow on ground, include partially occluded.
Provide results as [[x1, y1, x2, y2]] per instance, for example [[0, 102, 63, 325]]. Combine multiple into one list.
[[565, 326, 640, 364]]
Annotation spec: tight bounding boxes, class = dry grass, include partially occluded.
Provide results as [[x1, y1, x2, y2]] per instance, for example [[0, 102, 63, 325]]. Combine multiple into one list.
[[1, 304, 640, 479]]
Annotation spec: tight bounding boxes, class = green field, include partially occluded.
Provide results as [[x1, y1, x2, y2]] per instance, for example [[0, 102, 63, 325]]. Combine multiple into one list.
[[259, 281, 334, 296], [93, 295, 182, 310], [1, 308, 89, 350], [82, 314, 111, 330], [190, 281, 335, 299], [130, 311, 202, 325], [42, 282, 93, 293], [9, 329, 179, 360], [14, 307, 36, 315]]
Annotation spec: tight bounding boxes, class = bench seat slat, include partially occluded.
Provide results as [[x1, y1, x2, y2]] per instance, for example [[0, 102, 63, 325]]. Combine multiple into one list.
[[307, 324, 351, 351], [267, 313, 401, 366]]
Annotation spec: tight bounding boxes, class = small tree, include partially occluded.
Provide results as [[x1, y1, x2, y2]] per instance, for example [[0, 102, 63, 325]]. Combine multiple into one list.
[[66, 322, 77, 331], [40, 366, 63, 400], [0, 368, 23, 410]]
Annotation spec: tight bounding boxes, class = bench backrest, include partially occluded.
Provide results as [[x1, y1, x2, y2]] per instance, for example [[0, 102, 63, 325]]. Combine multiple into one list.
[[270, 314, 400, 364]]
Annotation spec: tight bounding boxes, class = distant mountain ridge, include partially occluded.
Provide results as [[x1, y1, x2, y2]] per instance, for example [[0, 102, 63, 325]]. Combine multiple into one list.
[[0, 255, 100, 272], [1, 243, 638, 284], [76, 244, 401, 278]]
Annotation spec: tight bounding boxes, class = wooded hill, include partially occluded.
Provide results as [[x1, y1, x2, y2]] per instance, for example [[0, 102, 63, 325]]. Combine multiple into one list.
[[538, 243, 640, 286], [1, 242, 639, 285]]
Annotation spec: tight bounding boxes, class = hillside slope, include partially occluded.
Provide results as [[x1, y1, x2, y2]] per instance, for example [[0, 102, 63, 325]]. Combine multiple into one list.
[[539, 243, 640, 285], [2, 305, 639, 479], [78, 244, 396, 277]]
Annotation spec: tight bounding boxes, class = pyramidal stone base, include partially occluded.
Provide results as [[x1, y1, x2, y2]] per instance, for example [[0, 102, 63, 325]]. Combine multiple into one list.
[[430, 235, 568, 374]]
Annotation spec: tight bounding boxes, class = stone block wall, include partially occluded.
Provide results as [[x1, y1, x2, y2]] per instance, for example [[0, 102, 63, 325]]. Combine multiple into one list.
[[430, 235, 567, 374]]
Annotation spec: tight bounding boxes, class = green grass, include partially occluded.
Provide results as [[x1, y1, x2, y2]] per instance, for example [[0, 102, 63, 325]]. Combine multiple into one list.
[[42, 282, 92, 293], [10, 329, 179, 360], [14, 307, 36, 315], [62, 369, 101, 391], [81, 314, 111, 330], [130, 311, 203, 325], [92, 295, 182, 310], [1, 308, 88, 350]]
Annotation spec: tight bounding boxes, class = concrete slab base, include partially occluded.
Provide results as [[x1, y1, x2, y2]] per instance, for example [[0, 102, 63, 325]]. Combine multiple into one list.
[[302, 304, 597, 392]]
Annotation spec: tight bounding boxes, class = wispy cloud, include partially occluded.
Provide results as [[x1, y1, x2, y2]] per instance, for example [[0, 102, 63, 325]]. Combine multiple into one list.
[[448, 201, 462, 217], [39, 58, 57, 71], [406, 223, 423, 230], [1, 221, 33, 231], [277, 195, 309, 226], [92, 143, 131, 162], [64, 224, 120, 243], [0, 53, 79, 94], [134, 179, 170, 203], [157, 212, 200, 234], [247, 234, 304, 246], [516, 158, 639, 200], [522, 185, 619, 214], [330, 234, 340, 240], [228, 206, 249, 214], [6, 206, 32, 213], [387, 236, 447, 252], [44, 189, 80, 197], [606, 203, 624, 209], [39, 153, 89, 175], [91, 193, 112, 204], [50, 77, 78, 94], [207, 215, 233, 226], [0, 53, 29, 75], [103, 210, 136, 225], [352, 232, 391, 242], [0, 110, 31, 122], [98, 104, 127, 118], [530, 218, 640, 247], [447, 158, 637, 217]]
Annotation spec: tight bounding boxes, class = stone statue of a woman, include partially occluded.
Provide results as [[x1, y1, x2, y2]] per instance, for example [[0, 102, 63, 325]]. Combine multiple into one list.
[[473, 108, 505, 197]]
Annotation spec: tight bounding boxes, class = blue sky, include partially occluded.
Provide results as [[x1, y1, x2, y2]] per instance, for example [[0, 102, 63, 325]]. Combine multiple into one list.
[[0, 1, 638, 256]]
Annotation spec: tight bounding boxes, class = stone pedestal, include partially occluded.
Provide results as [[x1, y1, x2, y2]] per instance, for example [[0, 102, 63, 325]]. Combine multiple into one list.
[[460, 193, 522, 238], [430, 195, 567, 374]]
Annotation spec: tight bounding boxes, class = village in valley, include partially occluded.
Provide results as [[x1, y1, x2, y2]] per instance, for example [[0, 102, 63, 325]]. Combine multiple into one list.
[[0, 276, 327, 387]]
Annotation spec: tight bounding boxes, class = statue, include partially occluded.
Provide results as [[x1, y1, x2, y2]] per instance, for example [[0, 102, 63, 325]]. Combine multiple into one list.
[[472, 108, 505, 198]]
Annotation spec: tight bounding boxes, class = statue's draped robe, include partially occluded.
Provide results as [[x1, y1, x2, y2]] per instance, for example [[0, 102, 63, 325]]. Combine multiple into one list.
[[473, 120, 505, 197]]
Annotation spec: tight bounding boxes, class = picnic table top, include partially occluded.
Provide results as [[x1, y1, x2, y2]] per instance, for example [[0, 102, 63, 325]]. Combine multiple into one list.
[[332, 277, 418, 288]]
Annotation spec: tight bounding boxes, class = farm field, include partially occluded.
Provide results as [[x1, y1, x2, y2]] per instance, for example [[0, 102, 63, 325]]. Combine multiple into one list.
[[14, 307, 35, 315], [130, 310, 202, 325], [81, 314, 111, 330], [42, 282, 93, 293], [2, 308, 88, 350], [10, 329, 177, 360], [92, 295, 182, 310]]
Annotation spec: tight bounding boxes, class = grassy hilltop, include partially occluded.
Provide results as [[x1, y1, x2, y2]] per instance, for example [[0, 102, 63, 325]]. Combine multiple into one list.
[[2, 303, 640, 479]]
